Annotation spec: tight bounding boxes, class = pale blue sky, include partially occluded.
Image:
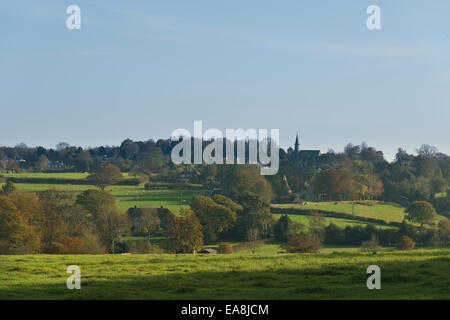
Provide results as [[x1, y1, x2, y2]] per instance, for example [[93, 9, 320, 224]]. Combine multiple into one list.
[[0, 0, 449, 160]]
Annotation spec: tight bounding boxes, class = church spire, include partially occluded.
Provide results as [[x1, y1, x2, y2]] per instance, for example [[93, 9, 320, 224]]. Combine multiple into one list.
[[295, 133, 300, 152]]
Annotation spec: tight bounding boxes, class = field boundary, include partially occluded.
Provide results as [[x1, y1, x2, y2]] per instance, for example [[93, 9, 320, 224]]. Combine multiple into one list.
[[1, 176, 140, 186], [270, 206, 403, 227]]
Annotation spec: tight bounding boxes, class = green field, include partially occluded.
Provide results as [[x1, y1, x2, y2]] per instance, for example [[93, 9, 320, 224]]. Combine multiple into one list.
[[4, 182, 209, 213], [273, 201, 407, 223], [1, 249, 448, 300], [272, 214, 394, 230], [0, 172, 133, 180]]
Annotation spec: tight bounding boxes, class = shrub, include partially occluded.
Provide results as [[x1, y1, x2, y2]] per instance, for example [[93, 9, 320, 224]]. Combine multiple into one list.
[[128, 240, 153, 254], [82, 231, 104, 254], [2, 180, 16, 195], [396, 235, 415, 250], [283, 234, 321, 253], [360, 235, 383, 253], [217, 242, 233, 254], [54, 236, 85, 254]]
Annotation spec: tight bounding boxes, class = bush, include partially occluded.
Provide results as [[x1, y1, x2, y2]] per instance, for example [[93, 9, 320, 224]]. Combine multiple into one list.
[[82, 231, 105, 254], [217, 242, 233, 254], [54, 236, 85, 254], [360, 235, 383, 253], [112, 241, 129, 254], [128, 240, 153, 254], [396, 235, 415, 250], [2, 180, 16, 195], [283, 234, 321, 253]]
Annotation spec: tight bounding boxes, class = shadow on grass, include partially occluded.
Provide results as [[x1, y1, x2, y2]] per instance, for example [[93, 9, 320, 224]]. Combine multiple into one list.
[[1, 256, 449, 300]]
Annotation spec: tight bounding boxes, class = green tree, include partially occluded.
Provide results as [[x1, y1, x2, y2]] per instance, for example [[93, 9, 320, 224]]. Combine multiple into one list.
[[236, 192, 273, 240], [2, 180, 16, 195], [120, 139, 139, 159], [405, 201, 437, 227], [95, 205, 128, 253], [211, 194, 243, 213], [76, 189, 116, 217], [190, 196, 237, 242], [220, 165, 273, 203], [74, 150, 93, 172], [274, 215, 294, 242], [35, 154, 49, 171], [307, 212, 327, 240], [136, 148, 166, 173], [88, 164, 123, 190]]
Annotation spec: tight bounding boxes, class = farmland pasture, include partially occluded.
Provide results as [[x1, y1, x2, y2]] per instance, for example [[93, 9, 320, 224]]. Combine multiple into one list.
[[273, 201, 407, 223], [272, 213, 394, 230], [0, 249, 448, 300], [4, 180, 208, 213]]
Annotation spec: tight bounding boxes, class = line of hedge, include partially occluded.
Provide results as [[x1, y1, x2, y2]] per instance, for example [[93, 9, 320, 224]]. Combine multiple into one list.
[[144, 182, 205, 190], [270, 207, 402, 228], [3, 176, 140, 186]]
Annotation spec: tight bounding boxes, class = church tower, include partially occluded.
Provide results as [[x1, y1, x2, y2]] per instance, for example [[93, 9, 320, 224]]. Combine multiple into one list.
[[294, 133, 300, 152]]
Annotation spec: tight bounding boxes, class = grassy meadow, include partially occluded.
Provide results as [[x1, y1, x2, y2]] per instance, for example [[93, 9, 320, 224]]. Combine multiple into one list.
[[272, 213, 395, 230], [3, 177, 208, 213], [273, 201, 406, 223], [1, 172, 407, 225], [0, 249, 448, 300], [1, 171, 449, 300]]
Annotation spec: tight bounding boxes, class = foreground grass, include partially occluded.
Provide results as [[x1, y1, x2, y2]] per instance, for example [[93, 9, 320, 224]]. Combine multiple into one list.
[[0, 249, 448, 300]]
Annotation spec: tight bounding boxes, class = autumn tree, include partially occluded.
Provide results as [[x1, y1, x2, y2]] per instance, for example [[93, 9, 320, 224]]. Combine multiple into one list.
[[0, 196, 41, 253], [312, 168, 357, 200], [88, 164, 123, 190], [396, 235, 415, 250], [37, 191, 69, 252], [163, 208, 203, 253], [283, 234, 321, 253], [6, 161, 19, 173]]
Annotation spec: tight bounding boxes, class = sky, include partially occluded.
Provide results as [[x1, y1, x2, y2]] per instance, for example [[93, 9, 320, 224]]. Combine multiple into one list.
[[0, 0, 449, 161]]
